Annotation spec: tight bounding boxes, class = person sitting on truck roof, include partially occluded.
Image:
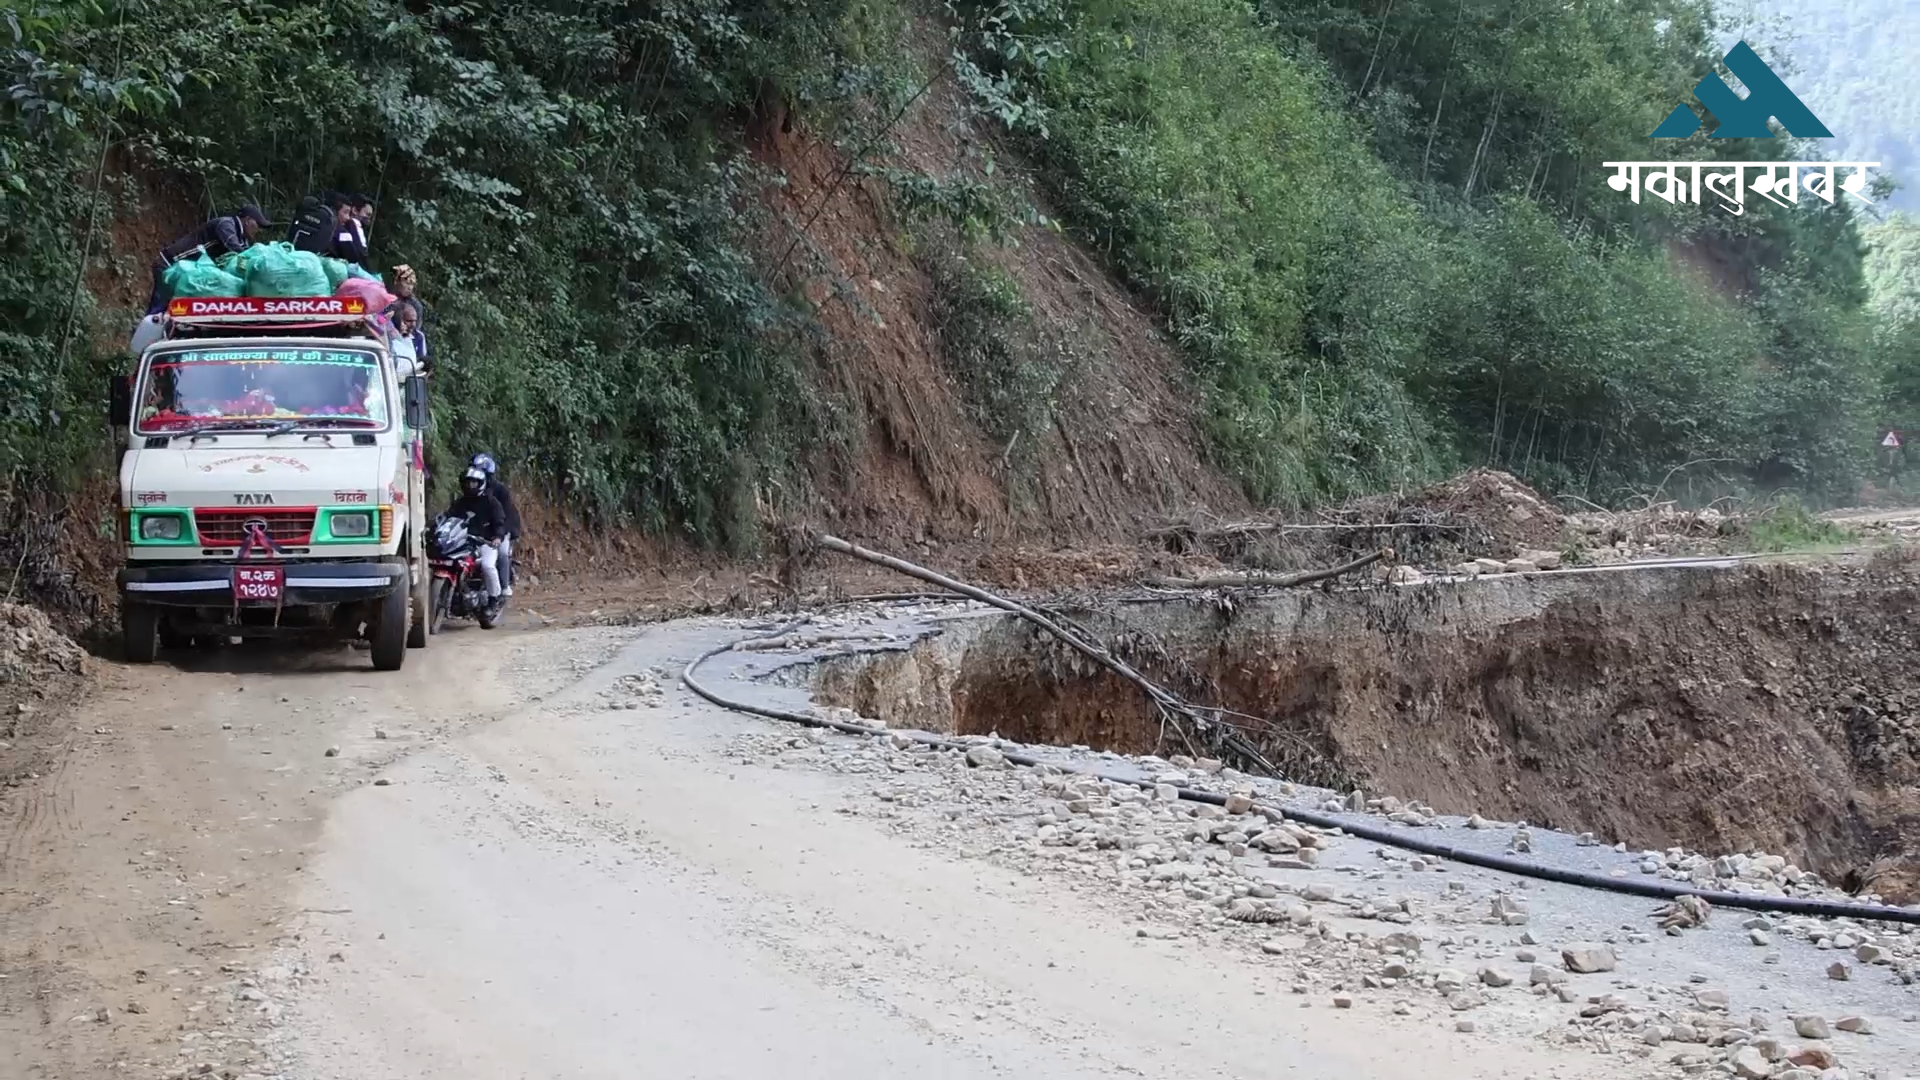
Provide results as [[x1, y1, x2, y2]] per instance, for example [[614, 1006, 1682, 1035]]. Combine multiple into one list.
[[146, 204, 270, 315], [445, 468, 509, 614], [287, 191, 343, 255], [332, 194, 372, 264]]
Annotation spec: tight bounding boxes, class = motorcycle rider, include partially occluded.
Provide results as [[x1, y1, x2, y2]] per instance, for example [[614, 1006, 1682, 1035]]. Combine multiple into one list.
[[468, 452, 522, 596], [444, 467, 509, 613]]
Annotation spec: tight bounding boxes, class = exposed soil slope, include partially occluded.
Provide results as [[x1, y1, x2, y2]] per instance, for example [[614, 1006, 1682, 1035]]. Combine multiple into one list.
[[814, 555, 1920, 903]]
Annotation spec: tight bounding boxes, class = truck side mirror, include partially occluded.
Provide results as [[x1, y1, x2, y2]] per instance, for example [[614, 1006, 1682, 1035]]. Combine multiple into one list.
[[403, 375, 430, 431], [109, 375, 131, 426]]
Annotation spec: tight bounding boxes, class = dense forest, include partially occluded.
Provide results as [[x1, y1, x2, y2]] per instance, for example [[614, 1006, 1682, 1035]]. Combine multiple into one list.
[[4, 0, 1919, 561]]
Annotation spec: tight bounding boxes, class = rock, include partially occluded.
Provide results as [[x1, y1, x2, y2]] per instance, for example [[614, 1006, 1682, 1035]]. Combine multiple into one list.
[[1833, 1016, 1872, 1035], [1455, 1019, 1476, 1033], [1855, 943, 1888, 964], [1387, 565, 1424, 585], [1333, 994, 1353, 1009], [1786, 1046, 1838, 1070], [1472, 558, 1508, 574], [1792, 1016, 1832, 1040], [1478, 966, 1513, 988], [1380, 931, 1423, 954], [1302, 883, 1338, 902], [1260, 939, 1289, 956], [1252, 830, 1300, 854], [1448, 989, 1488, 1011], [1693, 988, 1730, 1010], [1152, 784, 1179, 803], [1504, 558, 1539, 573], [964, 746, 1006, 769], [1381, 962, 1411, 979], [1827, 962, 1852, 981], [1562, 943, 1617, 974], [1466, 814, 1489, 829], [1489, 894, 1526, 922], [1749, 928, 1772, 946], [1433, 969, 1470, 993], [1224, 793, 1254, 815], [1347, 790, 1366, 812], [1731, 1046, 1771, 1079], [1529, 964, 1557, 986], [324, 746, 340, 758]]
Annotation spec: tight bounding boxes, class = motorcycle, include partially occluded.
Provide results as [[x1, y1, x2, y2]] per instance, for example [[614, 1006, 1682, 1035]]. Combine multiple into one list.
[[427, 513, 504, 632]]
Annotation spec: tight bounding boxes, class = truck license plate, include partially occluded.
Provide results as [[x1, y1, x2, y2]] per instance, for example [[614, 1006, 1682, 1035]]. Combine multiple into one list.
[[233, 566, 285, 603]]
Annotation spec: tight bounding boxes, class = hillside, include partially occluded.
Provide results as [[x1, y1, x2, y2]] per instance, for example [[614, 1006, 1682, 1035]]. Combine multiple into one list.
[[1724, 0, 1920, 210], [5, 0, 1920, 626]]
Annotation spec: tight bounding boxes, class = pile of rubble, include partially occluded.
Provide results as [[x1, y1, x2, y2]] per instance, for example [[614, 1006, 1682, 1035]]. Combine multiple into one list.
[[0, 602, 87, 739], [726, 723, 1920, 1079]]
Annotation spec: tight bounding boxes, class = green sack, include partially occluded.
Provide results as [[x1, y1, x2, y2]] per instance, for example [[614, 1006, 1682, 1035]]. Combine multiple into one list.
[[162, 253, 245, 298], [344, 263, 383, 284], [238, 241, 333, 298], [320, 257, 351, 292]]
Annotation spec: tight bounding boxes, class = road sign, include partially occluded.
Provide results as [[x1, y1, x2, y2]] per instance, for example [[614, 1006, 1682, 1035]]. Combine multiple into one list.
[[1884, 431, 1901, 448]]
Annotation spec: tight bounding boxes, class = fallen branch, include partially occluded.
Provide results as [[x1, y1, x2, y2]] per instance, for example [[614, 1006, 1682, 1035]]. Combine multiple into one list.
[[1144, 548, 1389, 590], [813, 532, 1282, 774]]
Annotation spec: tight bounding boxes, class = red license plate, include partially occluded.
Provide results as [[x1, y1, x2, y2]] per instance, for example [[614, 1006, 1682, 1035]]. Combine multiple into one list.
[[233, 566, 285, 603]]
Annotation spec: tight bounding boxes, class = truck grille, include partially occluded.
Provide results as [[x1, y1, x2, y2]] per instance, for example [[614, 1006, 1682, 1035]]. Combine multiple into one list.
[[193, 507, 317, 547]]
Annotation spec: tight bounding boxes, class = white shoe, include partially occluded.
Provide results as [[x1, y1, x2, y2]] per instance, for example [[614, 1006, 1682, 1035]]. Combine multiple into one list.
[[502, 585, 514, 596]]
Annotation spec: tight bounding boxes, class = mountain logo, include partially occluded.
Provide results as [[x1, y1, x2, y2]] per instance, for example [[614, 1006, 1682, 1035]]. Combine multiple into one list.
[[1651, 41, 1832, 139]]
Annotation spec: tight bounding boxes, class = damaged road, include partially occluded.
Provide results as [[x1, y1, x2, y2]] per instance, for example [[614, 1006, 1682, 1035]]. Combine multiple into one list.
[[4, 596, 1919, 1080]]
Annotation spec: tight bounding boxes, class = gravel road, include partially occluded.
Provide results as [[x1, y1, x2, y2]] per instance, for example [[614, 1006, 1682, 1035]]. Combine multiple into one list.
[[4, 610, 1914, 1080]]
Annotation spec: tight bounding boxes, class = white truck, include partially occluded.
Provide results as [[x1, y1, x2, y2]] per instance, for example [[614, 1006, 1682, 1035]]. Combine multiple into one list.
[[108, 295, 433, 670]]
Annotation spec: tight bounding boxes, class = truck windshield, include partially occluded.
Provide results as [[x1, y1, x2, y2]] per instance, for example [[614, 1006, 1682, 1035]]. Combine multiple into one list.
[[136, 345, 389, 434]]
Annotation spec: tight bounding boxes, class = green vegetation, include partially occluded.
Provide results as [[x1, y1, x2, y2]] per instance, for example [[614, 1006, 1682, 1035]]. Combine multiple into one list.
[[5, 0, 882, 552], [946, 0, 1902, 506], [1736, 494, 1855, 552], [5, 0, 1920, 575], [919, 231, 1075, 494]]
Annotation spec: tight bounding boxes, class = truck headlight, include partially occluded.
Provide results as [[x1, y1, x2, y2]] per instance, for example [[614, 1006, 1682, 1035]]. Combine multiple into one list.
[[139, 514, 183, 541], [330, 511, 372, 538]]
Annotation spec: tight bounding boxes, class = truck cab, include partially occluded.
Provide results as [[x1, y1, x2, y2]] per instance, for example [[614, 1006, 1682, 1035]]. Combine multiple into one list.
[[109, 296, 432, 670]]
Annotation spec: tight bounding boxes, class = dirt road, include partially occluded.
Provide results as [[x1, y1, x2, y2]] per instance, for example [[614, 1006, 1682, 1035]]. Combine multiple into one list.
[[3, 615, 1648, 1080]]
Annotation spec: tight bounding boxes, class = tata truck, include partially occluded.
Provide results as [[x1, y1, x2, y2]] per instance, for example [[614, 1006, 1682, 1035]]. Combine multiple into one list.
[[109, 295, 432, 670]]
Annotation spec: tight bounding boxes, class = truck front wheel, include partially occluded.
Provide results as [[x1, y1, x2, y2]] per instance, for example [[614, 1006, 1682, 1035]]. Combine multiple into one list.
[[369, 586, 408, 671], [122, 599, 160, 664], [406, 565, 430, 649]]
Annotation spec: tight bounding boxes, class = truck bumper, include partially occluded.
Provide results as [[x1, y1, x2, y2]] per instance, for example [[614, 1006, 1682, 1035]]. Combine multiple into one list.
[[119, 560, 406, 608]]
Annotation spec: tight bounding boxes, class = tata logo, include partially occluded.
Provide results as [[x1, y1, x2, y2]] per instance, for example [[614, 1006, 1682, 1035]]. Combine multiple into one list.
[[1652, 41, 1831, 139], [234, 493, 275, 505]]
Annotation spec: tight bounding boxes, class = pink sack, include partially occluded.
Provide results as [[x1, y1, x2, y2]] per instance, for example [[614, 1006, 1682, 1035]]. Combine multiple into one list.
[[336, 276, 396, 314]]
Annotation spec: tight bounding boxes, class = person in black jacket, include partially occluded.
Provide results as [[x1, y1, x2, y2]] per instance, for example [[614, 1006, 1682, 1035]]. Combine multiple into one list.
[[287, 192, 345, 255], [468, 452, 521, 595], [146, 205, 270, 314], [331, 193, 373, 264], [444, 467, 508, 611]]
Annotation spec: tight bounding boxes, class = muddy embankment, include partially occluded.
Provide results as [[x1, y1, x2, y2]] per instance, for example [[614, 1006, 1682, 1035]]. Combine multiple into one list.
[[812, 555, 1920, 901]]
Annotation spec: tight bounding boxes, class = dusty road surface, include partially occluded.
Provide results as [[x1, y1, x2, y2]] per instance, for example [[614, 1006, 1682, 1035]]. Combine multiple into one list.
[[7, 608, 1916, 1080], [4, 615, 1636, 1080]]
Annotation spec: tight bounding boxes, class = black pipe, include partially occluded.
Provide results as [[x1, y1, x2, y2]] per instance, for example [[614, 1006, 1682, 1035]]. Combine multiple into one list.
[[683, 618, 1920, 926]]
